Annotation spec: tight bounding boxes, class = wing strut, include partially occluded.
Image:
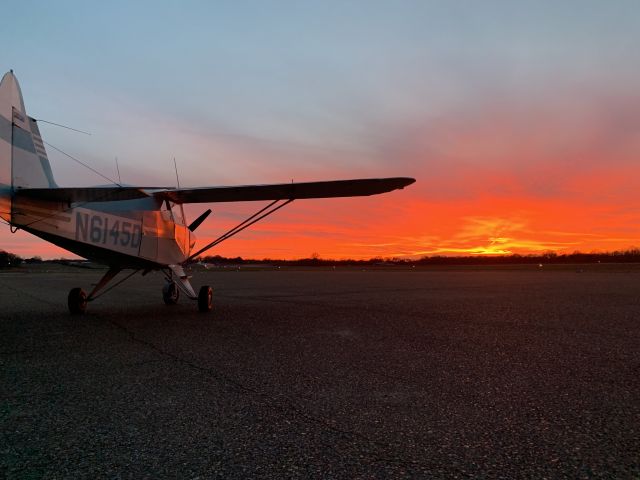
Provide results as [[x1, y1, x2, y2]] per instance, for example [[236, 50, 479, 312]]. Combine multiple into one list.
[[185, 198, 294, 263]]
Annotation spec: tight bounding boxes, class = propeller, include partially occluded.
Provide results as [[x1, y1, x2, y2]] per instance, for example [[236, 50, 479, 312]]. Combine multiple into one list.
[[188, 209, 212, 231]]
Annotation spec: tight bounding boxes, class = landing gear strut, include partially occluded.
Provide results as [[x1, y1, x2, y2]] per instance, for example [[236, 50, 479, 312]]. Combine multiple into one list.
[[67, 267, 131, 315]]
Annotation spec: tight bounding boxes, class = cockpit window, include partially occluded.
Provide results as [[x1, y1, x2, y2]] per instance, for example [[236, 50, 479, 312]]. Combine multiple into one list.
[[171, 202, 185, 224], [160, 200, 172, 221], [160, 199, 185, 224]]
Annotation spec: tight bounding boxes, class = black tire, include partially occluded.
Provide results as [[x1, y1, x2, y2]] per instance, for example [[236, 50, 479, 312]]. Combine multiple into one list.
[[162, 282, 179, 305], [68, 287, 87, 315], [198, 285, 213, 312]]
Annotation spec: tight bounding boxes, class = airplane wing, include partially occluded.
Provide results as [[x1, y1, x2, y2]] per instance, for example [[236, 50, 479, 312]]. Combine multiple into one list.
[[12, 178, 415, 204], [155, 177, 415, 204], [13, 187, 153, 203]]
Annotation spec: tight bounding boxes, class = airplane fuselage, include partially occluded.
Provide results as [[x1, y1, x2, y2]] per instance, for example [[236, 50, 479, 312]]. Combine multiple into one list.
[[13, 195, 195, 268]]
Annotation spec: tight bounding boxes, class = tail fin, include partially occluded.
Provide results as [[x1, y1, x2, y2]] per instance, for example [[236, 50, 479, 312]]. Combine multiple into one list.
[[0, 70, 58, 223]]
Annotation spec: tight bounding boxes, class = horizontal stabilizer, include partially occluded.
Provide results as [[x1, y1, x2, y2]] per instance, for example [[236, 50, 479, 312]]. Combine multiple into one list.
[[155, 177, 415, 204], [13, 187, 152, 203]]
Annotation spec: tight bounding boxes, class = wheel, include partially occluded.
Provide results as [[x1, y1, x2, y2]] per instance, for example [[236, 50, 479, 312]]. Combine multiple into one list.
[[198, 285, 213, 312], [162, 281, 179, 305], [68, 287, 87, 315]]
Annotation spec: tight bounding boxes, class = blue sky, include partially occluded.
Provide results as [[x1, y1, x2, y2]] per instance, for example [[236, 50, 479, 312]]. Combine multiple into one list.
[[6, 1, 637, 178]]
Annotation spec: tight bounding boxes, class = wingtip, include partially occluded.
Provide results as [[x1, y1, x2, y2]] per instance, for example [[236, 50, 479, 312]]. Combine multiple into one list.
[[398, 177, 416, 188]]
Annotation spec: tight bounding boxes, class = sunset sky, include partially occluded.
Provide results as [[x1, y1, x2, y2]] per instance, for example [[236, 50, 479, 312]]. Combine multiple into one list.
[[2, 1, 640, 259]]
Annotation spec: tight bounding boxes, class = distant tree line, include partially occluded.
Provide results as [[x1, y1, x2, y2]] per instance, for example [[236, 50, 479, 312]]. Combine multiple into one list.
[[0, 251, 23, 267], [5, 248, 640, 268], [412, 250, 640, 265], [200, 248, 640, 266]]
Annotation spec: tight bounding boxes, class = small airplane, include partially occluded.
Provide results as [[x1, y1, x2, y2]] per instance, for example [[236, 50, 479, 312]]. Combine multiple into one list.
[[0, 70, 415, 314]]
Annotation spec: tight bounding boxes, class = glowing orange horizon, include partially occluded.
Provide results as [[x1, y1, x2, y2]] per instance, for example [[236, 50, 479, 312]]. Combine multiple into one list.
[[3, 86, 640, 261], [4, 182, 639, 261]]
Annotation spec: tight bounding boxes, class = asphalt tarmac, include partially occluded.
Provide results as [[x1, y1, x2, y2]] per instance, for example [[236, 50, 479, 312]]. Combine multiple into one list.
[[2, 265, 639, 478]]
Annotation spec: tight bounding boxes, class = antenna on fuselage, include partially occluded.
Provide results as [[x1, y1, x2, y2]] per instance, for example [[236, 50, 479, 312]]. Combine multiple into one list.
[[173, 157, 181, 189], [115, 157, 122, 184]]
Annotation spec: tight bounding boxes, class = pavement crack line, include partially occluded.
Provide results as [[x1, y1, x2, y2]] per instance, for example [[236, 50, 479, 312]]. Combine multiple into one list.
[[104, 317, 420, 470]]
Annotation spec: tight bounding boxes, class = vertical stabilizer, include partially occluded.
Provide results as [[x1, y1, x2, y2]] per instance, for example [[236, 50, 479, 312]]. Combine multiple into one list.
[[0, 70, 58, 224], [0, 71, 17, 223]]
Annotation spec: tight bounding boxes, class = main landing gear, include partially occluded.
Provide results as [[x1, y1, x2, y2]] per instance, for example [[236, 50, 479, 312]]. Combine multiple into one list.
[[198, 285, 213, 312], [68, 287, 88, 315], [67, 268, 213, 314]]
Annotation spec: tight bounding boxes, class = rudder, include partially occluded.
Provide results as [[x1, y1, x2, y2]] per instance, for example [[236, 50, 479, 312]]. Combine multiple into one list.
[[0, 70, 58, 224]]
